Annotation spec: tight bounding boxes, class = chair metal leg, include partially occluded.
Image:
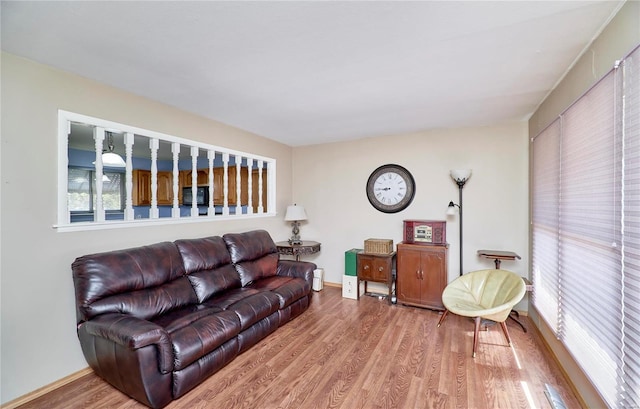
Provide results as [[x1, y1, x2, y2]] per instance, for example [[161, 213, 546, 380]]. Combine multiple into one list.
[[437, 309, 449, 327], [499, 321, 513, 347], [508, 309, 527, 332], [473, 316, 481, 358]]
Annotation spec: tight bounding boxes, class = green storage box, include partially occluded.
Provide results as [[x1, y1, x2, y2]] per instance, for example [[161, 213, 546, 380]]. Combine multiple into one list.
[[345, 248, 363, 276]]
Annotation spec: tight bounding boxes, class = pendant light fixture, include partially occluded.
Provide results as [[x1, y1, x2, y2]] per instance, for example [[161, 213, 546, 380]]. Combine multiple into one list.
[[101, 132, 126, 168]]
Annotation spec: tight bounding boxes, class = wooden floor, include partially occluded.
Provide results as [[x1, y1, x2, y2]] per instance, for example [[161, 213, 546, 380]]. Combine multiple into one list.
[[17, 287, 581, 409]]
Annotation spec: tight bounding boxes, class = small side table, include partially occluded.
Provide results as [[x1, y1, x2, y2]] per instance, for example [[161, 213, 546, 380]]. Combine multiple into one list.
[[276, 241, 321, 261], [477, 249, 521, 269], [356, 252, 396, 305]]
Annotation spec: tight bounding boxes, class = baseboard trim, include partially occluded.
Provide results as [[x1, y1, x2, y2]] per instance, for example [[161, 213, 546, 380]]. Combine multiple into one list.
[[1, 367, 93, 409]]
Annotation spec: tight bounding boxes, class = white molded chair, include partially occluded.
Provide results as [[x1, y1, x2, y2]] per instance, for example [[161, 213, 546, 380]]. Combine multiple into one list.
[[436, 269, 526, 357]]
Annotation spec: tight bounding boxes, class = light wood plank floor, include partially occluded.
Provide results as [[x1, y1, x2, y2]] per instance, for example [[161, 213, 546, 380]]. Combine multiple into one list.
[[17, 287, 581, 409]]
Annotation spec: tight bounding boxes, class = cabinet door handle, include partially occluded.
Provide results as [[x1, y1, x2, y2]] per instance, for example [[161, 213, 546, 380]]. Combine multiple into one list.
[[416, 270, 420, 279], [364, 265, 369, 270], [379, 266, 384, 272], [420, 270, 424, 280]]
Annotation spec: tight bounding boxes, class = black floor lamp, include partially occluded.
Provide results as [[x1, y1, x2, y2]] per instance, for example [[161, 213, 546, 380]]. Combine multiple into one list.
[[447, 169, 471, 277]]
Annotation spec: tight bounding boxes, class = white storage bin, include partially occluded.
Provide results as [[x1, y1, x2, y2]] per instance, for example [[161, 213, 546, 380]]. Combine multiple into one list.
[[313, 268, 324, 291]]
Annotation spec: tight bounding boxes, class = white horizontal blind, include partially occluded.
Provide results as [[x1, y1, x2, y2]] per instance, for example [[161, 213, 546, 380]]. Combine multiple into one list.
[[620, 47, 640, 409], [531, 44, 640, 408], [531, 119, 561, 333], [559, 70, 622, 406]]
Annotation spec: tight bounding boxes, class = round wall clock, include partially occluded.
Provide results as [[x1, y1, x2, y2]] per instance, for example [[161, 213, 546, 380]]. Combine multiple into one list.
[[366, 164, 416, 213]]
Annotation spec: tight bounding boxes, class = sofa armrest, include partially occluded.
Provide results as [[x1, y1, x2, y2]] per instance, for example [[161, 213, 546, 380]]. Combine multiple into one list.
[[277, 260, 316, 287], [82, 313, 174, 373]]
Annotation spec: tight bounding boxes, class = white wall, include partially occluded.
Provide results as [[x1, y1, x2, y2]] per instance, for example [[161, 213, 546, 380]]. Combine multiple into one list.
[[0, 53, 295, 404], [292, 123, 530, 300]]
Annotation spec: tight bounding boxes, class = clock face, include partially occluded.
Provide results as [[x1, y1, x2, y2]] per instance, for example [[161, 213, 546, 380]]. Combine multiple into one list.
[[366, 164, 416, 213]]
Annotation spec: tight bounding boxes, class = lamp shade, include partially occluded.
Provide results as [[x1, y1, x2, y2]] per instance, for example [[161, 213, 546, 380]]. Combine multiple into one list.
[[102, 151, 126, 168], [447, 201, 457, 215], [285, 205, 307, 221], [450, 169, 472, 183]]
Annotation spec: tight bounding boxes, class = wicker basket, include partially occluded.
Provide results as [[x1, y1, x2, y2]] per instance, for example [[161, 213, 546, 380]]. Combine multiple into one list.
[[364, 238, 394, 254]]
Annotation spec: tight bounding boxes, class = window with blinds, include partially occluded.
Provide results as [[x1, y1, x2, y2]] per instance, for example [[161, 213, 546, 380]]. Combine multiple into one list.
[[619, 46, 640, 409], [531, 119, 560, 332], [531, 45, 639, 408], [68, 168, 125, 212]]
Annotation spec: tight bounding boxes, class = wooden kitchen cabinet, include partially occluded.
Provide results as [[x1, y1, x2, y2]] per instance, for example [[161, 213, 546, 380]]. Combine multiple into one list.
[[396, 243, 448, 310], [181, 169, 208, 187], [241, 168, 268, 212], [132, 169, 151, 206], [210, 167, 237, 205], [156, 171, 173, 205], [177, 166, 267, 209], [132, 170, 174, 206], [357, 252, 396, 305]]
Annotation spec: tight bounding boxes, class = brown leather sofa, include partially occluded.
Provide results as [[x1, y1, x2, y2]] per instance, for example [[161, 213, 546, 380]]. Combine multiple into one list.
[[72, 229, 315, 408]]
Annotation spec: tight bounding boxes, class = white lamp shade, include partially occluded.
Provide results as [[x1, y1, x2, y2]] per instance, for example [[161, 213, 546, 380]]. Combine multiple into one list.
[[447, 205, 457, 215], [285, 205, 307, 221], [450, 169, 472, 183], [101, 152, 126, 168]]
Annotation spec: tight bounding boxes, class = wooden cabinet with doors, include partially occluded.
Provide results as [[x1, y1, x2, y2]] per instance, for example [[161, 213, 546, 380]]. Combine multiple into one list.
[[181, 169, 209, 187], [156, 171, 173, 205], [212, 167, 225, 205], [357, 252, 396, 305], [396, 243, 448, 310], [176, 166, 267, 209], [132, 170, 174, 206], [239, 167, 268, 212], [132, 169, 151, 206]]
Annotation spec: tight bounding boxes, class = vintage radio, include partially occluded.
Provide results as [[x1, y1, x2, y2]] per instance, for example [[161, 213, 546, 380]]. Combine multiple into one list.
[[403, 220, 446, 245]]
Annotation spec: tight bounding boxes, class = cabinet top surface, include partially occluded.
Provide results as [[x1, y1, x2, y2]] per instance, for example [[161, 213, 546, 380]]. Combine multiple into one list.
[[398, 242, 449, 248], [358, 251, 396, 257]]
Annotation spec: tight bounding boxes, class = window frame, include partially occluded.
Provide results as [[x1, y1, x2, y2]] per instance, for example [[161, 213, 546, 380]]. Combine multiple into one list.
[[56, 110, 277, 232], [68, 167, 126, 214]]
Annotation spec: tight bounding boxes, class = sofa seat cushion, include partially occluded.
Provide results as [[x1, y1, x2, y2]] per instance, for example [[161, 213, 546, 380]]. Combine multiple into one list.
[[205, 291, 280, 331], [167, 310, 240, 371], [249, 277, 311, 309]]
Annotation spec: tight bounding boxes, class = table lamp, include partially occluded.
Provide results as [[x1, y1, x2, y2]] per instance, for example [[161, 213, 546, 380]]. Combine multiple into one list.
[[285, 204, 307, 245]]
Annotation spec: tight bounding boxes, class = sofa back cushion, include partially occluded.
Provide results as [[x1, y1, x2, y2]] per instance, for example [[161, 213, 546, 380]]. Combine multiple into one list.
[[174, 236, 242, 302], [223, 230, 279, 286], [72, 241, 195, 323]]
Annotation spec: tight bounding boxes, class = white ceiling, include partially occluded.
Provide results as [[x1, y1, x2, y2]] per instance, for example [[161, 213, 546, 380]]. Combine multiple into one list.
[[1, 1, 624, 146]]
